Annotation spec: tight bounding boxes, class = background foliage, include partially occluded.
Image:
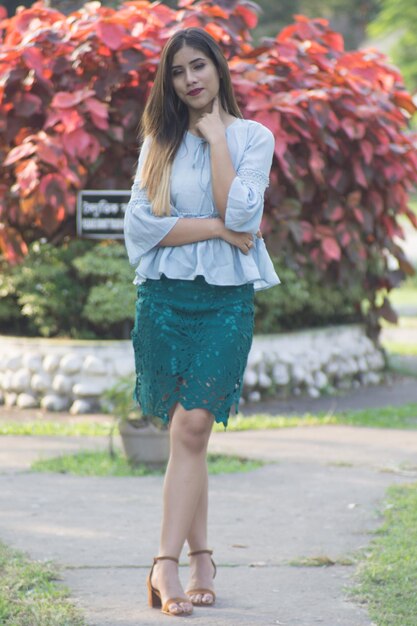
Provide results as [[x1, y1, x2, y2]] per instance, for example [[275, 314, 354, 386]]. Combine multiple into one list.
[[254, 0, 379, 49], [0, 0, 416, 338], [367, 0, 417, 92], [128, 0, 380, 49], [0, 239, 136, 338], [0, 239, 364, 337]]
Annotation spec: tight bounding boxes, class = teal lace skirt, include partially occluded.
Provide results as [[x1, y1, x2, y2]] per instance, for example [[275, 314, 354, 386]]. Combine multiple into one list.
[[131, 275, 254, 427]]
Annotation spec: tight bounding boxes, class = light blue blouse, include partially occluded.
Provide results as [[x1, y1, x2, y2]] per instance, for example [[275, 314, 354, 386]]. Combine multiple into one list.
[[123, 118, 280, 291]]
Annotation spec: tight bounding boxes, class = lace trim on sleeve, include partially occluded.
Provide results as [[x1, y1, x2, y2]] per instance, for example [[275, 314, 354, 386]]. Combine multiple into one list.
[[237, 168, 269, 193], [131, 181, 144, 195], [135, 189, 149, 203], [130, 181, 175, 216], [129, 181, 151, 208]]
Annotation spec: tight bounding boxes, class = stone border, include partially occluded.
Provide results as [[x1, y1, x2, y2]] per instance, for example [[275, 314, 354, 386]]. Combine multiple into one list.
[[243, 324, 385, 403], [0, 325, 385, 414]]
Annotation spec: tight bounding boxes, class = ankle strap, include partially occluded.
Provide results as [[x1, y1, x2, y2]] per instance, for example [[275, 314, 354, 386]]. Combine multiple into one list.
[[153, 556, 179, 564], [188, 549, 216, 579], [188, 549, 213, 557]]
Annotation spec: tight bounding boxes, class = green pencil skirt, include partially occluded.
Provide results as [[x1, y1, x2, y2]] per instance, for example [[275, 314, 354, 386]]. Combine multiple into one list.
[[131, 275, 254, 428]]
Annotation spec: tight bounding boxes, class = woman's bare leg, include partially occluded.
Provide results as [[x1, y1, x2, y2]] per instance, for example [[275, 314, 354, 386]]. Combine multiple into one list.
[[186, 467, 216, 604], [187, 468, 208, 551], [151, 403, 214, 614]]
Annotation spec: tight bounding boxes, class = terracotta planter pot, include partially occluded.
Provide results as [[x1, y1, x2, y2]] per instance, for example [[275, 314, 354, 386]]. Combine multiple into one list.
[[118, 420, 170, 467]]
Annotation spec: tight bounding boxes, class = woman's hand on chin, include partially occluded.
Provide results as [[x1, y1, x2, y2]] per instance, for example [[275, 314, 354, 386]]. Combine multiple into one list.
[[195, 96, 226, 145]]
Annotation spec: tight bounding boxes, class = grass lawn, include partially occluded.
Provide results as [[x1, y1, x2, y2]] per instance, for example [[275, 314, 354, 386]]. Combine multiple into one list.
[[386, 227, 417, 310], [381, 316, 417, 330], [381, 315, 417, 363], [383, 341, 417, 356], [353, 482, 417, 626], [390, 285, 417, 310], [30, 450, 264, 476], [0, 541, 84, 626], [0, 420, 114, 437], [214, 404, 417, 431], [1, 403, 417, 437]]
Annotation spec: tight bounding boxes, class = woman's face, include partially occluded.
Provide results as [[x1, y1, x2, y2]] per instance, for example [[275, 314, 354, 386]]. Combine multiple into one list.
[[171, 45, 220, 116]]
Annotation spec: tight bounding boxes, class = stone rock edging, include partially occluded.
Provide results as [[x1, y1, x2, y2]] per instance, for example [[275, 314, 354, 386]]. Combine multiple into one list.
[[243, 325, 385, 403], [0, 325, 385, 413]]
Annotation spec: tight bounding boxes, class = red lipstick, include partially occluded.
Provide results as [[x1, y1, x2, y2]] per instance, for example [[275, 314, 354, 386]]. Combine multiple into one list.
[[187, 88, 203, 96]]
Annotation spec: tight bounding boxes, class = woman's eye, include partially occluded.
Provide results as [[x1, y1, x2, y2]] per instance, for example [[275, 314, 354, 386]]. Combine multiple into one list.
[[172, 63, 205, 77]]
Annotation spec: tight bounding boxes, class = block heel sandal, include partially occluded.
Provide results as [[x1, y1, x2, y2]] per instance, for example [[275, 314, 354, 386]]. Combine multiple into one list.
[[147, 556, 193, 617], [186, 549, 217, 606]]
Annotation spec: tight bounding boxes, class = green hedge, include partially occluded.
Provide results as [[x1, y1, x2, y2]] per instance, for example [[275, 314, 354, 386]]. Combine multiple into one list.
[[0, 240, 136, 339], [255, 258, 363, 333], [0, 240, 364, 339]]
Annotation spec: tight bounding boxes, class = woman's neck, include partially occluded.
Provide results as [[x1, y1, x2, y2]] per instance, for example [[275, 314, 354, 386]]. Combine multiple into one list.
[[188, 108, 236, 134]]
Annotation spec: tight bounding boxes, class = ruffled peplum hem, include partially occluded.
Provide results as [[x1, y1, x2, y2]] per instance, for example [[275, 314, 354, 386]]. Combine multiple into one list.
[[133, 236, 280, 292]]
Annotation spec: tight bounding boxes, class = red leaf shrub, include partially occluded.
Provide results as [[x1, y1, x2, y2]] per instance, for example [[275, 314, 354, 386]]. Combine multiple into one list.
[[232, 13, 417, 333], [1, 1, 416, 334], [0, 0, 254, 259]]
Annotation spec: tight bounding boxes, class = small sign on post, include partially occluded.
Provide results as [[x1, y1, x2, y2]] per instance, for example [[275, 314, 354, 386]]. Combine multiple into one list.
[[77, 190, 131, 239]]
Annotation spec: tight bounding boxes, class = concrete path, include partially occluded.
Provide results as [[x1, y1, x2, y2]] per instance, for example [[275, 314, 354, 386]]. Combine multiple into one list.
[[1, 416, 417, 625], [239, 374, 417, 417]]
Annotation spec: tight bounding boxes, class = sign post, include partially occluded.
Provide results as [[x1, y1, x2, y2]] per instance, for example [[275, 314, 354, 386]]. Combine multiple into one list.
[[77, 190, 131, 239]]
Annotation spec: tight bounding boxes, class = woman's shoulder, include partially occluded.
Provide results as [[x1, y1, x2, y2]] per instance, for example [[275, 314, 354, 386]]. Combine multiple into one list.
[[231, 118, 275, 145], [140, 135, 152, 151]]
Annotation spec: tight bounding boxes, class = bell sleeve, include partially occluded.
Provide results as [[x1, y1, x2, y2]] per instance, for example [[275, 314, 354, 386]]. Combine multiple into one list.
[[123, 136, 179, 265], [224, 124, 275, 234]]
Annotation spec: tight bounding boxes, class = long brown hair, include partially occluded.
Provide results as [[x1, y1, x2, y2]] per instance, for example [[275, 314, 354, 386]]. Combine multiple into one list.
[[140, 27, 242, 216]]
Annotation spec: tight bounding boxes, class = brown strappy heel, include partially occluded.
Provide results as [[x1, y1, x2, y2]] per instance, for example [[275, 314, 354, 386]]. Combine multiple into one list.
[[147, 556, 193, 617], [186, 549, 217, 606]]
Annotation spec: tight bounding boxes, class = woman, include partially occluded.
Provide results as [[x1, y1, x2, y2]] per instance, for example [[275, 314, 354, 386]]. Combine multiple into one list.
[[124, 27, 279, 617]]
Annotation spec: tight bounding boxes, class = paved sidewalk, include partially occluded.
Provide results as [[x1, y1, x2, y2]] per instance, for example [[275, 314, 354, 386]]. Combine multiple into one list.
[[1, 414, 417, 625], [240, 374, 417, 417]]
